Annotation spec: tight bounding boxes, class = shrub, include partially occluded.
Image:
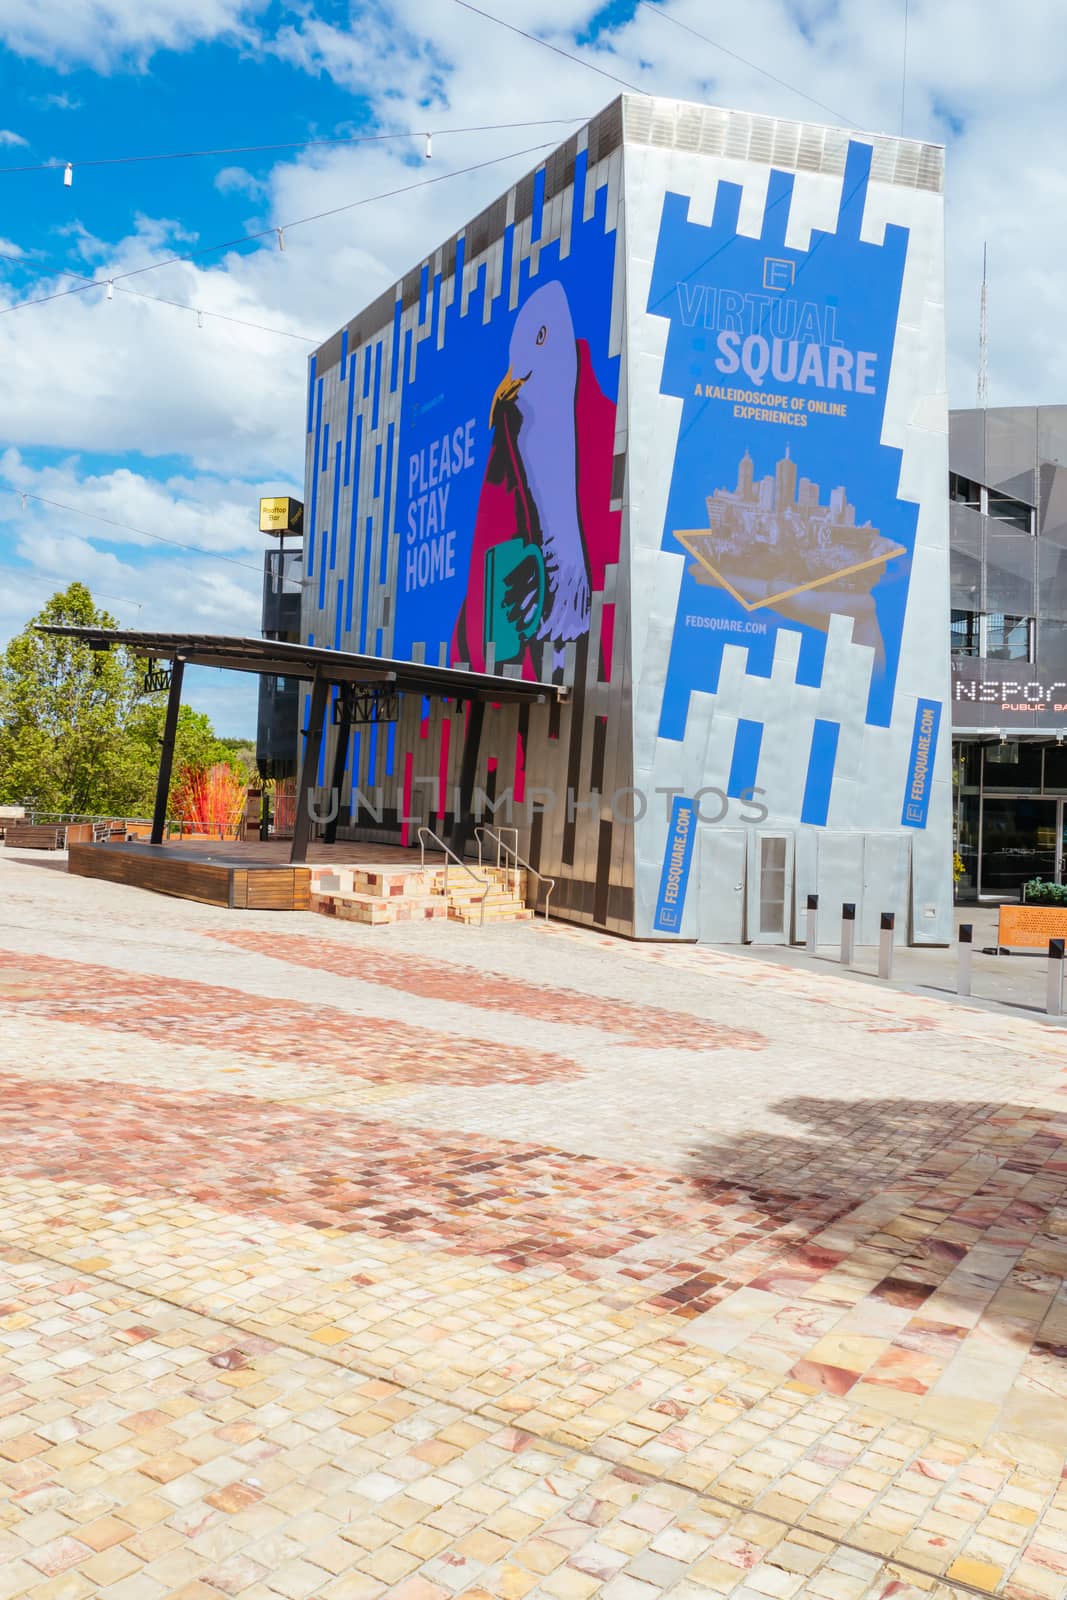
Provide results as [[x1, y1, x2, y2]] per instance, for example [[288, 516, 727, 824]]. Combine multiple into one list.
[[1023, 878, 1067, 906]]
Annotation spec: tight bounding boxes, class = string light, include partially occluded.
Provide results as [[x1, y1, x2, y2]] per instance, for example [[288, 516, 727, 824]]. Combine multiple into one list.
[[63, 162, 72, 188], [0, 117, 591, 176], [425, 133, 433, 159], [0, 140, 558, 318], [0, 250, 319, 342], [106, 280, 113, 301], [14, 489, 268, 576], [276, 226, 285, 252]]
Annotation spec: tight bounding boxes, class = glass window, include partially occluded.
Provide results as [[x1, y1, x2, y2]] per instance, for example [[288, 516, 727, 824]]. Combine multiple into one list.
[[984, 613, 1033, 661], [758, 836, 787, 934], [951, 609, 980, 655], [983, 740, 1043, 791], [986, 491, 1034, 533], [980, 796, 1057, 898], [949, 471, 982, 508], [1043, 743, 1067, 792], [955, 742, 981, 791], [955, 791, 979, 901]]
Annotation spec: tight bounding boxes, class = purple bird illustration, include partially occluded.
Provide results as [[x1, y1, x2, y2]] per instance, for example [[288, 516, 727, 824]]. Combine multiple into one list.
[[490, 280, 591, 672]]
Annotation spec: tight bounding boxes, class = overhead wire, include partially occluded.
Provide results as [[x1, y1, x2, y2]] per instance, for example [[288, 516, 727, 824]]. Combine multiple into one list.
[[14, 491, 269, 577], [635, 2, 862, 129], [451, 1, 642, 91], [0, 139, 558, 318], [0, 249, 320, 341], [0, 116, 592, 176]]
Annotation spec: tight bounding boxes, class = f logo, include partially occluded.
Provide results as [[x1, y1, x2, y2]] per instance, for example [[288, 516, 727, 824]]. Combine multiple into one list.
[[763, 257, 795, 291]]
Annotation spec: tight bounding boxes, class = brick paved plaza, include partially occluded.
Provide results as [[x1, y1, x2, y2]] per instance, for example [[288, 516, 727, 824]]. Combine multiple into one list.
[[2, 850, 1067, 1600]]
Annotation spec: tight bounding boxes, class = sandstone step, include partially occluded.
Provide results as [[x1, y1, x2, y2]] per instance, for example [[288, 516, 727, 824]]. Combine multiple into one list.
[[448, 904, 534, 923], [311, 890, 448, 924]]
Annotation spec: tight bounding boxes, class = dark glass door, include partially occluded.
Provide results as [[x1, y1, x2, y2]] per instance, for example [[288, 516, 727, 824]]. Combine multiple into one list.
[[980, 797, 1057, 898]]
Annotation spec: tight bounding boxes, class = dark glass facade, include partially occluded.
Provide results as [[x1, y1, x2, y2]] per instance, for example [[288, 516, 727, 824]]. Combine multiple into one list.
[[951, 405, 1067, 900], [255, 545, 303, 779]]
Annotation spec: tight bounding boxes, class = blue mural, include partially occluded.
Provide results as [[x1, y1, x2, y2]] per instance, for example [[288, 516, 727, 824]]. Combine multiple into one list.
[[392, 151, 621, 681], [648, 140, 916, 744]]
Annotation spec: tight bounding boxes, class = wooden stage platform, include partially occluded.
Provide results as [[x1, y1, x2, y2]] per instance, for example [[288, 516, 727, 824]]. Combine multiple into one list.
[[67, 838, 426, 911]]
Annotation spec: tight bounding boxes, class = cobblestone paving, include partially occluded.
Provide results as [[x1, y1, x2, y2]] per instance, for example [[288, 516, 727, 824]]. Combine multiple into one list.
[[2, 852, 1067, 1598]]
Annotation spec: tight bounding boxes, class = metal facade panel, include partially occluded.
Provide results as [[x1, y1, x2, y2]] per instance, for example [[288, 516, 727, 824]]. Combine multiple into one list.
[[621, 101, 952, 943], [302, 124, 631, 931], [859, 833, 911, 943], [298, 94, 952, 943], [698, 828, 746, 941]]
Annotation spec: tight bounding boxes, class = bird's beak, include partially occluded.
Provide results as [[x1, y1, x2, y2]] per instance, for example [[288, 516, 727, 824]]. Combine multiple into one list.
[[490, 366, 526, 427]]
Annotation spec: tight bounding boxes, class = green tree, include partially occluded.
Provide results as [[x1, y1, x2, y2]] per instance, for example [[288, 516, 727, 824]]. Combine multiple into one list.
[[0, 584, 255, 817], [0, 583, 146, 814], [123, 703, 248, 806]]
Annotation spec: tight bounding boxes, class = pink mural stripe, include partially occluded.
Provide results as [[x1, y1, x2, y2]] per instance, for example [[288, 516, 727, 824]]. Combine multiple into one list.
[[599, 601, 615, 683], [401, 750, 414, 846], [514, 729, 526, 803], [437, 716, 451, 819]]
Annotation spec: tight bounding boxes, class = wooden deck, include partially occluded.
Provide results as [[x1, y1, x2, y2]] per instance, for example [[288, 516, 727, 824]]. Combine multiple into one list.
[[66, 838, 430, 912]]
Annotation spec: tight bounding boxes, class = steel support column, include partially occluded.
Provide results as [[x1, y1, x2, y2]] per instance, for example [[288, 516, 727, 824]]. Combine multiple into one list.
[[323, 704, 349, 846], [150, 657, 185, 845], [291, 673, 329, 864], [449, 698, 485, 859]]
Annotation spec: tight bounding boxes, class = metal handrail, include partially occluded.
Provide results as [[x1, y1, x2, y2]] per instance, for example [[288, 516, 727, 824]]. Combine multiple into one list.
[[417, 826, 490, 926], [475, 826, 555, 922], [475, 825, 519, 894]]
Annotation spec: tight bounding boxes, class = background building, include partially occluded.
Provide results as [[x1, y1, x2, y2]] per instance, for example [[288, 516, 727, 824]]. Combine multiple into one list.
[[296, 94, 952, 943], [255, 497, 303, 780], [951, 405, 1067, 900]]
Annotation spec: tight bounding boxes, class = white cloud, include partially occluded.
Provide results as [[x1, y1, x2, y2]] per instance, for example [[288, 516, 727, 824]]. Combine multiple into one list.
[[214, 166, 267, 198], [0, 0, 265, 69], [3, 0, 1067, 732], [0, 130, 28, 147], [0, 452, 271, 727]]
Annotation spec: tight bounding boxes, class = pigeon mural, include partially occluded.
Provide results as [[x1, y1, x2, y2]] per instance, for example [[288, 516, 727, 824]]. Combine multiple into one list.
[[451, 279, 620, 680]]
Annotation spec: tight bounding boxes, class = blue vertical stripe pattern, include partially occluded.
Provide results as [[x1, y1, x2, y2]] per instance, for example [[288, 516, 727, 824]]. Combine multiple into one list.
[[317, 690, 333, 785], [418, 264, 429, 323], [448, 239, 465, 336], [800, 719, 840, 826], [320, 420, 330, 473], [379, 421, 395, 585], [306, 378, 323, 578], [343, 351, 357, 487], [328, 440, 341, 569], [400, 327, 411, 391], [306, 355, 317, 432], [339, 328, 348, 383], [727, 719, 763, 798], [500, 223, 514, 307], [344, 414, 363, 634], [333, 582, 344, 650], [367, 721, 378, 785], [385, 720, 396, 777], [371, 341, 382, 430], [348, 732, 362, 819], [531, 166, 545, 243], [359, 515, 373, 651], [362, 346, 372, 398], [373, 443, 382, 499], [389, 298, 402, 393], [570, 147, 588, 232]]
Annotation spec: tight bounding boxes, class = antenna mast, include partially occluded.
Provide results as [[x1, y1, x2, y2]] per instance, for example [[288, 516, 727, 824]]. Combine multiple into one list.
[[977, 242, 989, 409]]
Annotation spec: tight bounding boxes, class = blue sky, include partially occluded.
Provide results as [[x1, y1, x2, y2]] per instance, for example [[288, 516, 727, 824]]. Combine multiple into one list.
[[0, 0, 1059, 730]]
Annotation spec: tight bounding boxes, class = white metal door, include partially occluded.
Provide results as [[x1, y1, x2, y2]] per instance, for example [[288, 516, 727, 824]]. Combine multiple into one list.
[[747, 831, 795, 944], [698, 828, 747, 943]]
